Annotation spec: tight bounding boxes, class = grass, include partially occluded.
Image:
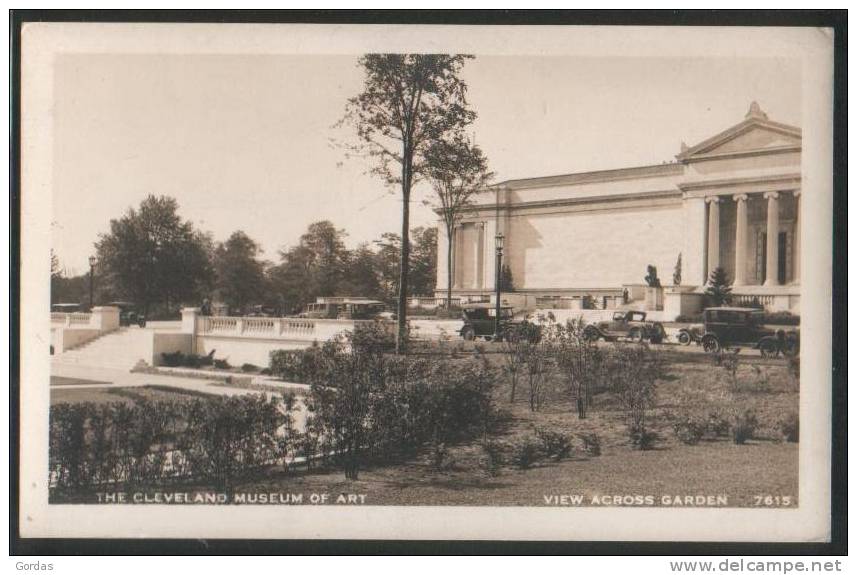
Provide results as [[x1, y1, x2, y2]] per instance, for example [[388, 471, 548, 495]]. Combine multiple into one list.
[[50, 376, 112, 386], [51, 352, 800, 507], [50, 385, 212, 406]]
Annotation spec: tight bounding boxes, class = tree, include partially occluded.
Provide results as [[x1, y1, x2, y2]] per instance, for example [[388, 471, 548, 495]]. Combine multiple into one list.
[[341, 243, 384, 301], [499, 264, 515, 292], [409, 226, 437, 297], [94, 195, 213, 315], [213, 231, 266, 314], [268, 221, 351, 313], [424, 133, 493, 307], [374, 227, 437, 302], [340, 54, 478, 353], [705, 266, 733, 305], [672, 253, 682, 286]]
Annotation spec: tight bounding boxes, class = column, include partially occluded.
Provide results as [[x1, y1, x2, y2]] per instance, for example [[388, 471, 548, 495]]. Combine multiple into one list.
[[792, 190, 800, 284], [732, 194, 749, 286], [452, 225, 460, 289], [473, 222, 484, 289], [706, 196, 721, 278], [764, 191, 780, 286], [435, 222, 449, 294]]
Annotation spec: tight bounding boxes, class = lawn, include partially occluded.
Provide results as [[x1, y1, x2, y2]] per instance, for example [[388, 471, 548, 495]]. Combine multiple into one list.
[[51, 352, 800, 507]]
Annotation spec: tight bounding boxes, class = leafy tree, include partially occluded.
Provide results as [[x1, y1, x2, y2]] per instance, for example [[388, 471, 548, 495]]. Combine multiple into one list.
[[424, 133, 493, 307], [409, 226, 437, 297], [340, 54, 477, 353], [341, 243, 384, 301], [705, 266, 733, 305], [499, 264, 515, 292], [213, 231, 266, 315], [374, 227, 437, 302], [672, 253, 682, 286], [94, 195, 214, 315], [268, 221, 351, 312]]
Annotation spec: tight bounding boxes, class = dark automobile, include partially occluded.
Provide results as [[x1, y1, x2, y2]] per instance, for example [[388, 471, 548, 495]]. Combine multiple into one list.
[[459, 303, 537, 342], [699, 307, 798, 357], [676, 324, 704, 346], [583, 310, 666, 344], [107, 301, 147, 327]]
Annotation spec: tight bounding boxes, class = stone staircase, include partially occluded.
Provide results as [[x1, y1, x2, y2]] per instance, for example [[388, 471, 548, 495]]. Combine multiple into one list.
[[52, 327, 150, 371]]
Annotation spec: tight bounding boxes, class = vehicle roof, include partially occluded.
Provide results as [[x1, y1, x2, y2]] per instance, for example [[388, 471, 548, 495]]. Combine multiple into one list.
[[463, 303, 513, 309], [705, 307, 763, 312], [52, 303, 81, 307], [107, 301, 135, 306]]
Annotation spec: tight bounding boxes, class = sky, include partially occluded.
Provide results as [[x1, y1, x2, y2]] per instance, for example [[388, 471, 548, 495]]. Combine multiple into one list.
[[51, 53, 801, 275]]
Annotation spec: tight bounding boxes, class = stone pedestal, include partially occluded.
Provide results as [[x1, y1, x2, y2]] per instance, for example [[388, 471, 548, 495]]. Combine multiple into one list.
[[644, 287, 664, 311], [90, 306, 120, 331], [181, 307, 200, 335], [663, 286, 704, 320]]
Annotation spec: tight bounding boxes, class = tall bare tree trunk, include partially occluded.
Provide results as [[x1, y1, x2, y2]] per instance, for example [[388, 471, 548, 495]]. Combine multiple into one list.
[[396, 157, 412, 355]]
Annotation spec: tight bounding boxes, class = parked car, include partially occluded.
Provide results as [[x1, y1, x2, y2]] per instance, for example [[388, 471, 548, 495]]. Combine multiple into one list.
[[107, 301, 146, 327], [459, 303, 537, 342], [676, 323, 704, 346], [583, 310, 666, 344], [698, 307, 799, 357]]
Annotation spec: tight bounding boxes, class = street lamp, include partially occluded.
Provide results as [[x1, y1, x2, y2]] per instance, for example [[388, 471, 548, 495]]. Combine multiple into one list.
[[493, 232, 505, 341], [88, 255, 97, 310]]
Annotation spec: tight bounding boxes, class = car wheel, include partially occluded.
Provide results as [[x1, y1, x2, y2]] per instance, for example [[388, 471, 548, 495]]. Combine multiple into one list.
[[702, 334, 721, 354], [677, 330, 692, 346], [462, 327, 476, 341], [628, 328, 643, 343], [759, 339, 780, 358]]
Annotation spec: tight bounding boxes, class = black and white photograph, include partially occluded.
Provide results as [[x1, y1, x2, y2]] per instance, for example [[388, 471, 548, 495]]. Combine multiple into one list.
[[12, 14, 842, 548]]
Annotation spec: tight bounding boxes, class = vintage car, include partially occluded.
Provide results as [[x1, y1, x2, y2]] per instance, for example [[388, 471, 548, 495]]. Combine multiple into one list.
[[107, 301, 147, 327], [300, 298, 388, 320], [51, 302, 83, 313], [699, 307, 799, 357], [459, 303, 537, 342], [583, 310, 666, 344], [676, 323, 704, 346]]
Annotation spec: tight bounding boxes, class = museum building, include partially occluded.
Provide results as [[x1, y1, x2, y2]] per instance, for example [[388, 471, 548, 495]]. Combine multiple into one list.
[[434, 103, 801, 316]]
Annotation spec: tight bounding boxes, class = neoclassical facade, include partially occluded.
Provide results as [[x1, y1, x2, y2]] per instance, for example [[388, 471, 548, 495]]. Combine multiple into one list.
[[435, 103, 801, 313]]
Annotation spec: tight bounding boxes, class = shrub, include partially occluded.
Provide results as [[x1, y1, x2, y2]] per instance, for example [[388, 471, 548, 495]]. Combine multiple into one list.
[[510, 436, 543, 469], [672, 414, 707, 445], [429, 442, 455, 471], [578, 432, 601, 457], [161, 351, 185, 367], [706, 410, 732, 438], [779, 411, 799, 443], [241, 363, 259, 373], [628, 423, 659, 450], [259, 367, 272, 376], [675, 313, 703, 323], [479, 439, 505, 476], [213, 358, 231, 370], [732, 409, 759, 444], [48, 393, 299, 496], [535, 427, 574, 461], [607, 344, 663, 441]]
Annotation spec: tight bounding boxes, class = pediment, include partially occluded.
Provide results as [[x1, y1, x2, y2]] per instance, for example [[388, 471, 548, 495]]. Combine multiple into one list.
[[677, 104, 801, 162]]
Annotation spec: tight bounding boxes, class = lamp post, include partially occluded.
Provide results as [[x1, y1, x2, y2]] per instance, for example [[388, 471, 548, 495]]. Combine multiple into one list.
[[88, 255, 97, 310], [493, 232, 505, 341]]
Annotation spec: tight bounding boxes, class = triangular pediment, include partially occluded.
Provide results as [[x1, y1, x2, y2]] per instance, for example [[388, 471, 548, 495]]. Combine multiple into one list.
[[677, 103, 801, 162]]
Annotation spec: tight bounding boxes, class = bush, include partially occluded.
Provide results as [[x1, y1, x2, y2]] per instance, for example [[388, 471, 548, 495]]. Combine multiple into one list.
[[269, 343, 330, 384], [779, 411, 799, 443], [161, 351, 185, 367], [510, 436, 543, 469], [213, 358, 231, 370], [706, 410, 732, 438], [49, 393, 299, 495], [535, 427, 573, 461], [578, 432, 601, 457], [672, 414, 707, 445], [241, 363, 259, 373], [628, 423, 658, 450], [479, 439, 505, 476], [675, 313, 703, 323], [732, 409, 759, 444]]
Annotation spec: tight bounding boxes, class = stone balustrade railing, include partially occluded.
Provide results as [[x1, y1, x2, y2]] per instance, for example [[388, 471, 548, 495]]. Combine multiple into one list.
[[191, 311, 373, 343], [51, 312, 93, 326]]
